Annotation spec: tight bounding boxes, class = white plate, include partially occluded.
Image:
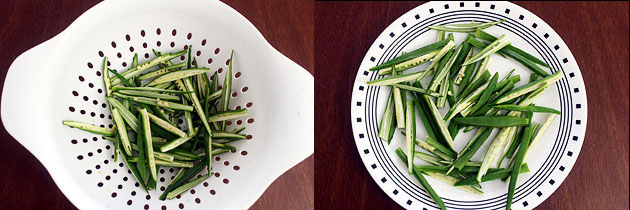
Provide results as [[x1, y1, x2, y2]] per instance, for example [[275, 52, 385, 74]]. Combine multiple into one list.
[[350, 1, 587, 209]]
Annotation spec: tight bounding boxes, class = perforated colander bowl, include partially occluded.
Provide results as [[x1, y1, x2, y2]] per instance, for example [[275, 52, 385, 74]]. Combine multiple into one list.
[[0, 0, 313, 209]]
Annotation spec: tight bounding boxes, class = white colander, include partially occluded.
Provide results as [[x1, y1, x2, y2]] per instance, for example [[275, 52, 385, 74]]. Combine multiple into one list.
[[0, 0, 313, 209]]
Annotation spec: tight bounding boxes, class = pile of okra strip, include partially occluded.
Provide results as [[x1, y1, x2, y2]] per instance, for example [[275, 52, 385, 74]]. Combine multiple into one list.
[[368, 20, 562, 210], [63, 46, 248, 200]]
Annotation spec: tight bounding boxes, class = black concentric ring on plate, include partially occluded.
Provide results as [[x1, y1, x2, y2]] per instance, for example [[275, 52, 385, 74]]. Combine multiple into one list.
[[360, 9, 575, 209]]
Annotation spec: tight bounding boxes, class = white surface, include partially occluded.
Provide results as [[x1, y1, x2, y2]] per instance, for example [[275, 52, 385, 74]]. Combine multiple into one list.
[[350, 1, 586, 209], [1, 0, 313, 209]]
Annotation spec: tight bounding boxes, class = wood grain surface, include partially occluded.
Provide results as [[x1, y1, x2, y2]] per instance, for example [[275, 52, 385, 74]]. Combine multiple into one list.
[[0, 0, 313, 209], [314, 1, 628, 210]]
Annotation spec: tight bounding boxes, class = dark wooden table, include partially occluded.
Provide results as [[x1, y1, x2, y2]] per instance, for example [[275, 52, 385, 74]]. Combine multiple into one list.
[[315, 1, 628, 210], [0, 0, 313, 209]]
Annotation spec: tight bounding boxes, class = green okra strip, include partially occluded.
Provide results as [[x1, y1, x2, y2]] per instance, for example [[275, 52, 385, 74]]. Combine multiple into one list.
[[140, 109, 158, 182], [450, 34, 473, 79], [113, 50, 187, 85], [111, 108, 132, 156], [367, 69, 430, 86], [145, 68, 211, 86], [405, 100, 416, 174], [524, 114, 555, 159], [389, 84, 441, 97], [429, 40, 461, 92], [135, 119, 147, 182], [204, 129, 213, 171], [448, 128, 492, 174], [395, 148, 446, 210], [114, 93, 193, 111], [378, 92, 396, 143], [452, 116, 530, 127], [392, 68, 405, 128], [467, 73, 499, 115], [103, 57, 112, 96], [424, 171, 483, 194], [415, 138, 453, 160], [414, 152, 444, 166], [155, 159, 193, 168], [137, 62, 187, 81], [220, 51, 235, 130], [166, 174, 211, 199], [467, 37, 550, 77], [492, 104, 561, 114], [116, 90, 180, 101], [454, 163, 530, 186], [159, 157, 209, 200], [160, 128, 198, 152], [500, 124, 524, 166], [375, 50, 439, 75], [145, 111, 187, 138], [423, 95, 455, 150], [494, 70, 563, 104], [507, 125, 534, 210], [370, 39, 450, 71], [409, 86, 436, 141], [62, 120, 115, 136], [475, 29, 550, 68], [462, 35, 511, 66], [458, 69, 490, 102], [207, 109, 249, 122], [112, 86, 192, 94], [119, 148, 147, 192], [114, 132, 120, 162], [210, 131, 246, 139], [428, 20, 505, 32]]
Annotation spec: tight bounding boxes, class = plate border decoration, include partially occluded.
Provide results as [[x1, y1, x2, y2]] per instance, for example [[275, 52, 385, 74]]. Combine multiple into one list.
[[350, 1, 586, 209]]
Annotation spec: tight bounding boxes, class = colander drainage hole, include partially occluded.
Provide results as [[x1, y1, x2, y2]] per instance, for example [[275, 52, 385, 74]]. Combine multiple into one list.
[[235, 72, 241, 78], [143, 42, 147, 48], [156, 28, 161, 35], [144, 204, 149, 210], [87, 62, 93, 68], [127, 200, 132, 205], [157, 41, 161, 47], [140, 30, 145, 37], [111, 192, 117, 198], [71, 139, 77, 144], [96, 165, 100, 169], [209, 189, 216, 195], [117, 184, 122, 189], [125, 34, 130, 41], [146, 195, 151, 200], [105, 175, 111, 180], [82, 138, 88, 143], [179, 203, 184, 209], [97, 182, 103, 187], [187, 33, 192, 40]]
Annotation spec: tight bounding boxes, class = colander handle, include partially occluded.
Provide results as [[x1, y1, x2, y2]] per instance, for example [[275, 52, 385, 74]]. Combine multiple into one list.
[[1, 33, 62, 157], [267, 54, 314, 174]]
